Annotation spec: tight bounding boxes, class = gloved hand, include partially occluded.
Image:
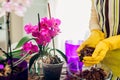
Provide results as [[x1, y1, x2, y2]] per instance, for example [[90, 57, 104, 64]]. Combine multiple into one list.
[[77, 29, 105, 56], [83, 35, 120, 66]]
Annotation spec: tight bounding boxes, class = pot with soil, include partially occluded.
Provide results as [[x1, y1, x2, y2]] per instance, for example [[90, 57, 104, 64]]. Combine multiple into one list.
[[0, 58, 28, 80], [42, 55, 64, 80], [69, 46, 113, 80], [66, 63, 112, 80]]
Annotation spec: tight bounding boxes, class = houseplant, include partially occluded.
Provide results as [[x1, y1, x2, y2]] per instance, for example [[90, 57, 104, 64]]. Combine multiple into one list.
[[0, 0, 31, 80], [12, 14, 67, 79]]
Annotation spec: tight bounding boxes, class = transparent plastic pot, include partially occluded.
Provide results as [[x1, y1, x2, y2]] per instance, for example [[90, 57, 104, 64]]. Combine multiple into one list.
[[42, 62, 64, 80]]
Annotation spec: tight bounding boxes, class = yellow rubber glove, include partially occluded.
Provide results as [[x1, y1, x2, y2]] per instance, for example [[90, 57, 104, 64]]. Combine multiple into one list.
[[77, 29, 105, 56], [83, 35, 120, 66]]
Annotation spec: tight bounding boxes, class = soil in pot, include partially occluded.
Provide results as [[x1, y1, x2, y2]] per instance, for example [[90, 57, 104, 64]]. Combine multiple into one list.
[[0, 58, 28, 80], [42, 55, 64, 80]]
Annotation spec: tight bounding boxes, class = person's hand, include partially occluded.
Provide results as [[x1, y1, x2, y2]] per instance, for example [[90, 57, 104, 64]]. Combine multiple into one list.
[[83, 41, 109, 66], [77, 29, 105, 56], [83, 35, 120, 66]]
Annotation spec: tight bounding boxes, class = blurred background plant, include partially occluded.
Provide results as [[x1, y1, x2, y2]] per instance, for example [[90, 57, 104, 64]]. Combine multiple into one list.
[[0, 0, 32, 77]]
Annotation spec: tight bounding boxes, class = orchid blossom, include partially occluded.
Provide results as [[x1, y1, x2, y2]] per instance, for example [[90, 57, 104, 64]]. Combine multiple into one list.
[[0, 0, 31, 17], [22, 41, 39, 55], [23, 17, 61, 48]]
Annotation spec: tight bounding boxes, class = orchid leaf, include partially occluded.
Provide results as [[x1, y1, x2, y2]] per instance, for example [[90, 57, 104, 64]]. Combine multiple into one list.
[[0, 56, 5, 60], [12, 49, 22, 58], [14, 36, 34, 49], [12, 49, 21, 54], [50, 49, 67, 62], [29, 53, 40, 70], [1, 50, 22, 59], [55, 49, 67, 62]]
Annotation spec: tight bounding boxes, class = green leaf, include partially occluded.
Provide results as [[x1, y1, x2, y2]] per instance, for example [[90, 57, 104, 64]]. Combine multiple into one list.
[[12, 49, 21, 54], [12, 50, 22, 58], [0, 56, 5, 60], [14, 36, 34, 49], [29, 53, 40, 70], [53, 49, 67, 62]]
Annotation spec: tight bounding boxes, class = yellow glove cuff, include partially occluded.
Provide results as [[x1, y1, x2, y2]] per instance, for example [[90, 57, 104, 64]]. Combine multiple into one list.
[[102, 35, 120, 50], [91, 29, 105, 39]]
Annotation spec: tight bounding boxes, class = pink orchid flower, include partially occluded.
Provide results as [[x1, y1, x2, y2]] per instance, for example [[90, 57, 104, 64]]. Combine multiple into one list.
[[35, 29, 52, 46], [0, 0, 31, 17], [23, 17, 61, 50], [22, 41, 39, 55], [24, 24, 38, 34]]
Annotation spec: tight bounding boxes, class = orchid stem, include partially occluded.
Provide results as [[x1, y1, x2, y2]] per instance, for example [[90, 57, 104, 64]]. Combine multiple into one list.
[[48, 3, 56, 56], [52, 38, 56, 56], [0, 48, 10, 59], [48, 3, 51, 18], [38, 13, 40, 31], [6, 12, 13, 77]]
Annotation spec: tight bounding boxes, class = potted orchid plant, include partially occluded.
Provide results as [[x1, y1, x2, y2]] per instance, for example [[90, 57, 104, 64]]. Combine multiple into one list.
[[12, 2, 67, 79], [13, 15, 67, 79], [0, 0, 31, 80]]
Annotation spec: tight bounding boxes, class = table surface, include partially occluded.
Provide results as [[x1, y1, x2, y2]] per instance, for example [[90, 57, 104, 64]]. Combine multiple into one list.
[[28, 63, 113, 80], [28, 67, 67, 80]]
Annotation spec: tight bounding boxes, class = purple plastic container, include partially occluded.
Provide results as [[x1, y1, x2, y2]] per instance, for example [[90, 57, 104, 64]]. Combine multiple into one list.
[[0, 58, 28, 80], [67, 61, 83, 73], [65, 40, 83, 72], [65, 40, 83, 63]]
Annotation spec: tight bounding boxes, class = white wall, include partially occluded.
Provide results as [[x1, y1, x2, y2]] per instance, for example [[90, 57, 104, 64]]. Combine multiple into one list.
[[55, 0, 91, 53], [23, 0, 48, 28], [0, 16, 7, 51], [11, 14, 23, 44]]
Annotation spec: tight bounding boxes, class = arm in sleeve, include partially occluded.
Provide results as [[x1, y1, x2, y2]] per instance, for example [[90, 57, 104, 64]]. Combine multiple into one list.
[[89, 0, 101, 31]]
